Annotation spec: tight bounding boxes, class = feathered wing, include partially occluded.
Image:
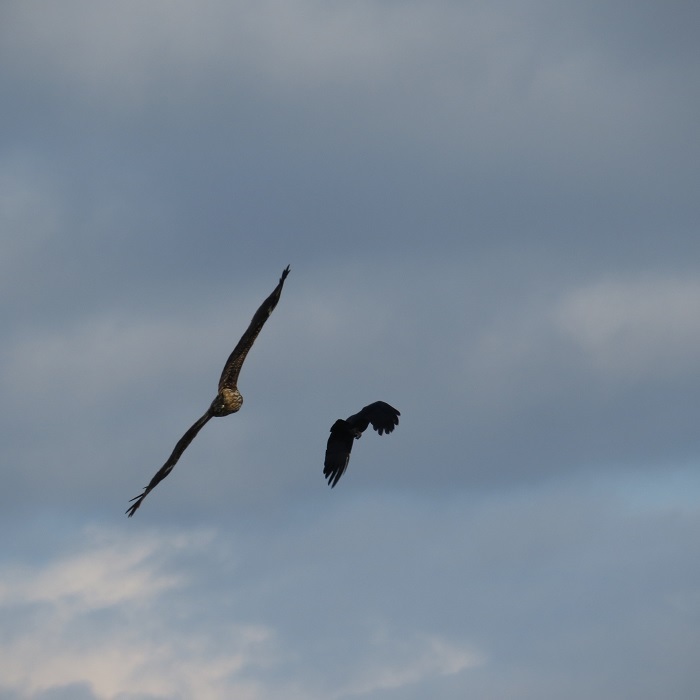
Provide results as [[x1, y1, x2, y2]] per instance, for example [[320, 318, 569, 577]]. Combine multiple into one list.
[[323, 402, 400, 487], [346, 401, 400, 435], [126, 412, 212, 517], [218, 265, 290, 392], [323, 420, 357, 488]]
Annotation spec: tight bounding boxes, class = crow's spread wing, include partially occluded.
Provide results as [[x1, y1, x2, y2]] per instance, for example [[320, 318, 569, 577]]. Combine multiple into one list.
[[323, 420, 357, 488], [346, 401, 400, 435]]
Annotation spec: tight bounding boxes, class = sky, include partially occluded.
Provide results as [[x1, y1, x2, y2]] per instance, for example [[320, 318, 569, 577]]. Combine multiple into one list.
[[1, 1, 699, 697]]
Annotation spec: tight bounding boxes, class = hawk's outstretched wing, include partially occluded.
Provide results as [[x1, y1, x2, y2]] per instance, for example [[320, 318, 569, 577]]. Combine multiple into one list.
[[218, 265, 290, 392], [126, 413, 211, 517]]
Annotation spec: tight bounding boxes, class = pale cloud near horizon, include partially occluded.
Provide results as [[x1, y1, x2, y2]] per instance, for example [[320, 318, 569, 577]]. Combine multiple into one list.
[[1, 486, 698, 698], [0, 526, 483, 700], [0, 528, 273, 699]]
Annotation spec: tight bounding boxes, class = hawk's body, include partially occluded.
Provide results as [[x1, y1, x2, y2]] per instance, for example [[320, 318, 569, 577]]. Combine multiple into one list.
[[323, 401, 400, 487], [126, 266, 290, 516]]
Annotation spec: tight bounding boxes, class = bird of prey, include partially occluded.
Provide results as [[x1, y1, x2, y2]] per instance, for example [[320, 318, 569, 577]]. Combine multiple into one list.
[[126, 265, 290, 517], [323, 401, 400, 487]]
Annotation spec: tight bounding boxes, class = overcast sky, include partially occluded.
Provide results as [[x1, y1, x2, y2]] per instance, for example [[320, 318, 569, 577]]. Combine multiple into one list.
[[1, 1, 700, 698]]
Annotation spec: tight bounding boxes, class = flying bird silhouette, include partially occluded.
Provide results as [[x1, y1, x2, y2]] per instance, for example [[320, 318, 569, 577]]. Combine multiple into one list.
[[323, 401, 400, 487], [126, 265, 290, 517]]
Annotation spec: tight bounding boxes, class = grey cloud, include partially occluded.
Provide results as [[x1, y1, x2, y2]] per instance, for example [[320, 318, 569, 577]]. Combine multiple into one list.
[[1, 1, 698, 697], [34, 684, 98, 700]]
